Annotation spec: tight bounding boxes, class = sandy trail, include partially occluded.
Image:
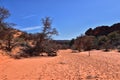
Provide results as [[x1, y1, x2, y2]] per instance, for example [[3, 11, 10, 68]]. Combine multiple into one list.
[[0, 50, 120, 80]]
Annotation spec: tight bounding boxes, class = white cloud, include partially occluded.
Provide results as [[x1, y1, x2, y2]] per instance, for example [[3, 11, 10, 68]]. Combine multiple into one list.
[[21, 26, 41, 31], [23, 15, 36, 19], [13, 26, 22, 28]]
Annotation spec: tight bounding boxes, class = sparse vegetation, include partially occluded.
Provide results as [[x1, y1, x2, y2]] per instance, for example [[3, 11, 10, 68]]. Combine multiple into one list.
[[1, 6, 120, 59], [74, 35, 95, 56], [0, 7, 59, 58], [117, 46, 120, 52], [17, 17, 59, 57]]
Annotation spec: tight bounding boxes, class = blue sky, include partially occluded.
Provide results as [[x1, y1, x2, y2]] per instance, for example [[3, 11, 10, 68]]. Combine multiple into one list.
[[0, 0, 120, 40]]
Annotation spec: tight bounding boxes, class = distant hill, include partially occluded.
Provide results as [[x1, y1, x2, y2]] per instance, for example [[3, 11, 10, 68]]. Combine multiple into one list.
[[85, 23, 120, 36]]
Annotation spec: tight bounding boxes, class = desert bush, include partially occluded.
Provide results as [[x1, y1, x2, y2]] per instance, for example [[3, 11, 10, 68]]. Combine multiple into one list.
[[20, 40, 58, 57], [47, 51, 57, 56], [11, 53, 21, 59], [75, 35, 95, 51], [74, 35, 95, 56], [19, 17, 58, 57], [108, 31, 120, 49], [20, 43, 38, 57], [98, 36, 110, 51], [11, 51, 30, 59], [117, 46, 120, 52], [71, 50, 79, 53], [42, 40, 58, 56], [103, 49, 110, 52], [71, 45, 77, 50], [69, 38, 75, 48]]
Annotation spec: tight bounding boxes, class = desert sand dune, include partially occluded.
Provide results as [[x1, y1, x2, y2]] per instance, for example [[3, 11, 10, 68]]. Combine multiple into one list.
[[0, 50, 120, 80]]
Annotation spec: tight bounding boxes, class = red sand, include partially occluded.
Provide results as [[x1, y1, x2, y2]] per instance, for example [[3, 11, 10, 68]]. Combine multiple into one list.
[[0, 49, 120, 80]]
